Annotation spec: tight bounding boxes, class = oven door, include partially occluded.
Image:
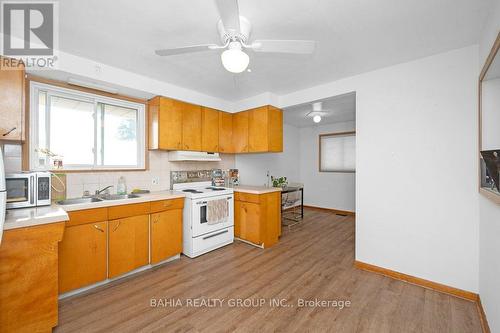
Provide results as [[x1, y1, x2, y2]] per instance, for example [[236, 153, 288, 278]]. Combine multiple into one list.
[[191, 195, 234, 238], [6, 175, 35, 209]]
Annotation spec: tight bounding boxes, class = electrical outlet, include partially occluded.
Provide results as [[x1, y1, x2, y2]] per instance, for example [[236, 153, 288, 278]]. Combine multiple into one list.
[[152, 176, 160, 185]]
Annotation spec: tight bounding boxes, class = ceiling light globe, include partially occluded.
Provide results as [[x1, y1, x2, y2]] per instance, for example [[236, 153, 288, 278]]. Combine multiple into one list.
[[313, 115, 322, 123], [221, 48, 249, 73]]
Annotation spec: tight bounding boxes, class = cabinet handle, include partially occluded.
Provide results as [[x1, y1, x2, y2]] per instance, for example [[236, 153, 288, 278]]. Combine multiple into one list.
[[164, 201, 171, 207], [94, 225, 104, 233], [2, 127, 16, 136], [113, 221, 121, 231]]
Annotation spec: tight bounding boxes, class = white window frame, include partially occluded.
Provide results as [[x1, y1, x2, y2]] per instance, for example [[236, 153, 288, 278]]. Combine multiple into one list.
[[29, 81, 146, 171], [319, 131, 356, 173]]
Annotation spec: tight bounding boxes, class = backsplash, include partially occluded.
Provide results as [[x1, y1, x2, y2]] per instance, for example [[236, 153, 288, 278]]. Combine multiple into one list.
[[1, 145, 235, 199], [64, 151, 235, 198]]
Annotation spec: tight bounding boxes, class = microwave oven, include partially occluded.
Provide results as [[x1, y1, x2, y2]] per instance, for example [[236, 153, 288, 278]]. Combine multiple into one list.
[[6, 172, 51, 209]]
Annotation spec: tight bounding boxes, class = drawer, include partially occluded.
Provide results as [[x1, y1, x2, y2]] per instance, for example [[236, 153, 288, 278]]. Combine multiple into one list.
[[108, 202, 150, 220], [67, 208, 108, 227], [192, 227, 234, 256], [150, 198, 184, 213], [234, 192, 260, 204]]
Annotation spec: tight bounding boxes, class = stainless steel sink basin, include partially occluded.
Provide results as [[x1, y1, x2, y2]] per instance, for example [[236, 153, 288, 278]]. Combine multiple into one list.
[[100, 194, 140, 200], [57, 197, 103, 205]]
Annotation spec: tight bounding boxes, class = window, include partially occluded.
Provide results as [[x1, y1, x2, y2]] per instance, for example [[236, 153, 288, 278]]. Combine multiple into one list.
[[30, 82, 146, 170], [319, 132, 355, 172]]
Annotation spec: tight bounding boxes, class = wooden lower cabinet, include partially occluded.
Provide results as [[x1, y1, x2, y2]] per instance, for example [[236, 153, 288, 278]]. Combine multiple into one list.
[[58, 221, 108, 293], [151, 209, 183, 264], [108, 215, 149, 278], [234, 201, 261, 244], [234, 191, 281, 248], [0, 223, 65, 333]]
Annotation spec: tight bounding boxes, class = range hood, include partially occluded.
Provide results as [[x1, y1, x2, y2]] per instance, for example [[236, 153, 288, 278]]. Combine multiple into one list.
[[168, 151, 221, 162]]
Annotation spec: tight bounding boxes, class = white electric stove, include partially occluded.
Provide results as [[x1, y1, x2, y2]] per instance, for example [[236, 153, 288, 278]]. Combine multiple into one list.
[[172, 177, 234, 258]]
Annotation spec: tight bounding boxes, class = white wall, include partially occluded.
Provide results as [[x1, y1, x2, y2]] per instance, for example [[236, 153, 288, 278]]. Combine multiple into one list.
[[235, 124, 300, 186], [279, 45, 479, 293], [299, 121, 356, 211], [478, 2, 500, 331]]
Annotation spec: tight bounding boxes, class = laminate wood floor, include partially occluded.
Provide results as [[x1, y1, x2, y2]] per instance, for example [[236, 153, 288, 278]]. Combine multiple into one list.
[[57, 208, 482, 333]]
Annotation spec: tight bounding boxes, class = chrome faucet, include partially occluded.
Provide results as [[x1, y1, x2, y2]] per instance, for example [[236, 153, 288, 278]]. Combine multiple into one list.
[[95, 185, 114, 196]]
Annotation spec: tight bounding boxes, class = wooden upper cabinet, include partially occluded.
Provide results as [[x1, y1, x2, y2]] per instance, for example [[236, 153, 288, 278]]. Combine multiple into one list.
[[148, 97, 183, 150], [151, 209, 183, 264], [219, 112, 233, 153], [59, 221, 107, 293], [201, 107, 219, 152], [181, 102, 202, 151], [148, 95, 283, 154], [0, 57, 25, 141], [108, 215, 149, 278], [233, 111, 249, 153], [267, 106, 283, 152], [248, 105, 283, 153]]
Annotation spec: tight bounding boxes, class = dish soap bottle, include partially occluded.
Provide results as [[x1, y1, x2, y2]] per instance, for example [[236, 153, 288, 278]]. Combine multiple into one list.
[[117, 176, 127, 195]]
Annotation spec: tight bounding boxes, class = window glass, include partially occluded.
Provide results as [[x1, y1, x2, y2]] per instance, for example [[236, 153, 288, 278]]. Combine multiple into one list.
[[49, 95, 95, 165], [100, 103, 138, 166]]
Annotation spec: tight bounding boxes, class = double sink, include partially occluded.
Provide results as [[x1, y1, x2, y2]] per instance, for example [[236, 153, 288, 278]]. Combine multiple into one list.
[[58, 194, 140, 205]]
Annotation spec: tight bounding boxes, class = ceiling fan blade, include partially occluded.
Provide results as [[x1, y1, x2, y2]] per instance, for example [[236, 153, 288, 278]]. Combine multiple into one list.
[[252, 40, 316, 54], [155, 44, 218, 56], [215, 0, 240, 33]]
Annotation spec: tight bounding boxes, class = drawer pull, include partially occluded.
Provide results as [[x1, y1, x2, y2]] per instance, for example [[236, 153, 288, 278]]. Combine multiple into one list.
[[2, 127, 16, 136], [93, 225, 104, 233], [113, 221, 121, 231], [164, 202, 171, 207], [202, 230, 228, 240]]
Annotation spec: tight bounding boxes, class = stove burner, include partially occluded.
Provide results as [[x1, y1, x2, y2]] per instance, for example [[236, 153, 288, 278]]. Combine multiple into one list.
[[206, 187, 226, 191], [183, 189, 203, 193]]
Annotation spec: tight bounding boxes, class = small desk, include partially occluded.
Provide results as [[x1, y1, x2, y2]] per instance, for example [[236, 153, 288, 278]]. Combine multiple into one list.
[[281, 186, 304, 219]]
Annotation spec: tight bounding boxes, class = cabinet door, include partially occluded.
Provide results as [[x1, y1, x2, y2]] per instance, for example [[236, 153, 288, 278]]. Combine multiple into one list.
[[219, 112, 233, 153], [268, 106, 283, 152], [59, 221, 107, 293], [158, 97, 183, 150], [248, 107, 269, 152], [0, 57, 24, 141], [181, 102, 202, 151], [201, 107, 219, 152], [151, 209, 182, 264], [108, 215, 149, 278], [233, 111, 249, 153], [235, 201, 261, 245]]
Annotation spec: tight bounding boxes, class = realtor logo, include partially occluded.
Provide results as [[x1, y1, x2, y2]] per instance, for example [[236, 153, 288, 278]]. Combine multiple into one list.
[[1, 1, 58, 68]]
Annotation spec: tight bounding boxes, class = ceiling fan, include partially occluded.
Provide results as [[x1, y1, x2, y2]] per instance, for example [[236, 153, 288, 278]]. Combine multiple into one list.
[[154, 0, 316, 73], [306, 102, 331, 123]]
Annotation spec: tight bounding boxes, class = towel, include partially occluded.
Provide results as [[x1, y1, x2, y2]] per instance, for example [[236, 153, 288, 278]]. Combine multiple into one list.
[[207, 199, 229, 225]]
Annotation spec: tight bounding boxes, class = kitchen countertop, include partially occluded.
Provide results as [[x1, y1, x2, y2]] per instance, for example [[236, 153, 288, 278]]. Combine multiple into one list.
[[4, 206, 69, 230], [59, 190, 185, 212], [3, 190, 186, 230], [232, 185, 283, 195]]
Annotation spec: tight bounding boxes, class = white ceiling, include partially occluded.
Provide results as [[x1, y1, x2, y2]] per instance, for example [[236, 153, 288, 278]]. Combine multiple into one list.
[[54, 0, 493, 101], [283, 92, 355, 127]]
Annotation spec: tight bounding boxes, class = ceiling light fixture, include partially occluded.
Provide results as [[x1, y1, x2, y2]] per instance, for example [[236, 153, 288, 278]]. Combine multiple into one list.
[[313, 115, 322, 123], [220, 42, 249, 73]]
